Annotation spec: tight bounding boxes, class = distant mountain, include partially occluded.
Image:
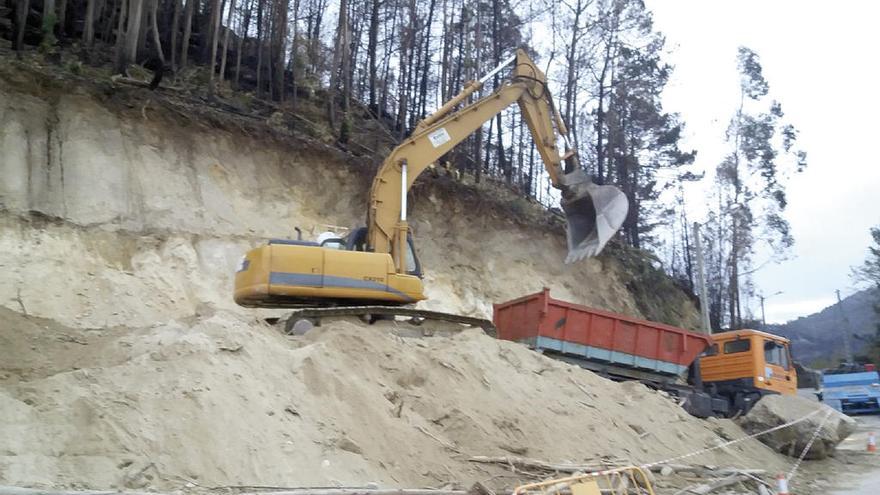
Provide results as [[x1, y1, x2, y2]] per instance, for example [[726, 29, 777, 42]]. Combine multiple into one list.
[[766, 288, 879, 366]]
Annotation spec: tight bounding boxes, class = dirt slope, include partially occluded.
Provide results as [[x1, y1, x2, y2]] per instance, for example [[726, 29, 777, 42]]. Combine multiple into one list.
[[0, 308, 786, 490], [0, 64, 746, 492]]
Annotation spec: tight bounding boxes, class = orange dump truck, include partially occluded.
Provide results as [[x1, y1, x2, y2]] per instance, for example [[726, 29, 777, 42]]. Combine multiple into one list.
[[493, 289, 796, 417]]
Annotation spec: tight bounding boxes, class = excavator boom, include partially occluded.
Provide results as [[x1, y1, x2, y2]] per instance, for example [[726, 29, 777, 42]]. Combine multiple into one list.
[[366, 49, 628, 270], [234, 49, 628, 311]]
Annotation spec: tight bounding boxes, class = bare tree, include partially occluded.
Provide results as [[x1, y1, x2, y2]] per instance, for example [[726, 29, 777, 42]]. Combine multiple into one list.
[[169, 0, 182, 69], [148, 0, 165, 62], [272, 0, 287, 100], [219, 0, 237, 80], [366, 0, 381, 111], [234, 0, 254, 86], [327, 0, 349, 135], [83, 0, 97, 46], [207, 0, 222, 96], [123, 0, 145, 65], [179, 0, 195, 68]]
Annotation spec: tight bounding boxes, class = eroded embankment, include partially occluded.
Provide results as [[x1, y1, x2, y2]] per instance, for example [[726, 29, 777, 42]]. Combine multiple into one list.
[[0, 66, 744, 492], [0, 67, 697, 328]]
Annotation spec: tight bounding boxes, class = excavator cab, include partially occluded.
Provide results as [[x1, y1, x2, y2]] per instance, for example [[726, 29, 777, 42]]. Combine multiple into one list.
[[346, 227, 423, 278]]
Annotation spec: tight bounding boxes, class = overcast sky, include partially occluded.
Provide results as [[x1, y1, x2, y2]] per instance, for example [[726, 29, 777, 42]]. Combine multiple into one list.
[[642, 0, 880, 323]]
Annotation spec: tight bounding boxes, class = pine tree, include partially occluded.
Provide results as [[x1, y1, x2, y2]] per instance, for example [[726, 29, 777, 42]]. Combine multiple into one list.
[[711, 47, 806, 328]]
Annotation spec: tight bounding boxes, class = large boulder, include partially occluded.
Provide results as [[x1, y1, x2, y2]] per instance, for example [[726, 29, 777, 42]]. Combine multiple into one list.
[[738, 394, 856, 459]]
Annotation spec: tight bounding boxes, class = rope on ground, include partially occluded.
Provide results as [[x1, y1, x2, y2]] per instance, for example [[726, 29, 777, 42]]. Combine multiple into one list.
[[785, 409, 835, 482], [510, 408, 827, 482], [639, 408, 823, 470]]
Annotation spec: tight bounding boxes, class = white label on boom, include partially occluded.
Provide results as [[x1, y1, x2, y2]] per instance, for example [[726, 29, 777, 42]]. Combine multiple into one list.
[[428, 128, 451, 148]]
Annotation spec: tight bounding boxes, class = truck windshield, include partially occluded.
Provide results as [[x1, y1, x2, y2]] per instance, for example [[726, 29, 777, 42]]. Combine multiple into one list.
[[764, 340, 790, 370]]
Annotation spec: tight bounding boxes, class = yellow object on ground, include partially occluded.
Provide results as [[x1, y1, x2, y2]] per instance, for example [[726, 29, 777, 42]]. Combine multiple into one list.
[[513, 467, 656, 495]]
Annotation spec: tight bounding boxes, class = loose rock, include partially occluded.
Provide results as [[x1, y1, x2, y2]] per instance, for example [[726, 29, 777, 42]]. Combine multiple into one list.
[[738, 394, 855, 459]]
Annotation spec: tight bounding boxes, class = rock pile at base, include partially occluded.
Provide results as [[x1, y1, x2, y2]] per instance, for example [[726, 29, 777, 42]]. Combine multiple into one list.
[[738, 394, 856, 459]]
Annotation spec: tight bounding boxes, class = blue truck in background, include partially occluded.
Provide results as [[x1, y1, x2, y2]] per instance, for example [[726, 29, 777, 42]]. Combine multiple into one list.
[[821, 367, 880, 414]]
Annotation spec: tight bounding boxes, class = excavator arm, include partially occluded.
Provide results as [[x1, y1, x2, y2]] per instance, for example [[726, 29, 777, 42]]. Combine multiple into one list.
[[367, 49, 628, 271], [233, 49, 628, 310]]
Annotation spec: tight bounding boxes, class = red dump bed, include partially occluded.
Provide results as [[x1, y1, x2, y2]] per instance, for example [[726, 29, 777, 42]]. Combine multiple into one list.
[[493, 289, 712, 379]]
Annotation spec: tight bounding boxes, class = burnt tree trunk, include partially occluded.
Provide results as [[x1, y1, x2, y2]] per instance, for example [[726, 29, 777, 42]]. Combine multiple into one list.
[[178, 0, 194, 68], [13, 0, 29, 53], [255, 0, 264, 97], [149, 0, 165, 62], [207, 0, 222, 96], [273, 0, 286, 101], [169, 0, 181, 69], [366, 0, 380, 111], [218, 0, 236, 81], [56, 0, 68, 37], [83, 0, 97, 45], [234, 0, 253, 86]]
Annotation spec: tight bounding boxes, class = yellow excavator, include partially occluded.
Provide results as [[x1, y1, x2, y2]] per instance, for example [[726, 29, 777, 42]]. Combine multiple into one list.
[[234, 49, 628, 329]]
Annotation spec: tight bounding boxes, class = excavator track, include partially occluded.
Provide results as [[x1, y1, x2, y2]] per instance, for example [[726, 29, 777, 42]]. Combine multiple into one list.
[[281, 306, 496, 336]]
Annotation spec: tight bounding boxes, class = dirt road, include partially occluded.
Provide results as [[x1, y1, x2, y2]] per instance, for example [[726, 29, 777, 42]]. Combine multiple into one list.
[[829, 415, 880, 494]]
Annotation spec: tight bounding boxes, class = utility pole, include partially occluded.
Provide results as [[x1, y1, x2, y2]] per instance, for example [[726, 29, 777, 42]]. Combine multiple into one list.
[[760, 294, 766, 328], [693, 222, 711, 334], [758, 290, 783, 329], [835, 289, 854, 364]]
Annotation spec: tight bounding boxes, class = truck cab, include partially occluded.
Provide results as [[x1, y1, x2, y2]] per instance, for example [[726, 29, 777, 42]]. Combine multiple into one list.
[[699, 330, 797, 412]]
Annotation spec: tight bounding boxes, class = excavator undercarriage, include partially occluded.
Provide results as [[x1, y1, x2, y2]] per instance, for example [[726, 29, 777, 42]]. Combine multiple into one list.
[[275, 306, 495, 336]]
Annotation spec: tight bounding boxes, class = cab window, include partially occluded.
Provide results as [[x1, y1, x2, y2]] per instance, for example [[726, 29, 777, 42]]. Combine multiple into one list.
[[764, 340, 790, 370], [405, 237, 422, 277], [320, 238, 346, 250], [724, 339, 751, 354], [703, 344, 719, 357], [405, 242, 417, 273]]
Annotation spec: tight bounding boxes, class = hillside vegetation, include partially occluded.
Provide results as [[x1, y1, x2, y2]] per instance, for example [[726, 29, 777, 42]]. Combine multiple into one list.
[[768, 289, 880, 366]]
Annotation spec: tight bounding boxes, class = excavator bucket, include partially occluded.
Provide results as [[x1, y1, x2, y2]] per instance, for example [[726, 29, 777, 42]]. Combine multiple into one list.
[[560, 169, 629, 263]]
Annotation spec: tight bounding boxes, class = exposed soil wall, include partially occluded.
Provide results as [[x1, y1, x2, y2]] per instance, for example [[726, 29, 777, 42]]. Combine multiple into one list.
[[0, 67, 698, 328], [0, 66, 747, 493]]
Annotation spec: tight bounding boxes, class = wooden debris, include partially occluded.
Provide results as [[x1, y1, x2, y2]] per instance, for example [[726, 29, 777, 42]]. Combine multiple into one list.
[[468, 456, 628, 474], [645, 464, 774, 495], [415, 425, 462, 453], [647, 464, 765, 478]]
